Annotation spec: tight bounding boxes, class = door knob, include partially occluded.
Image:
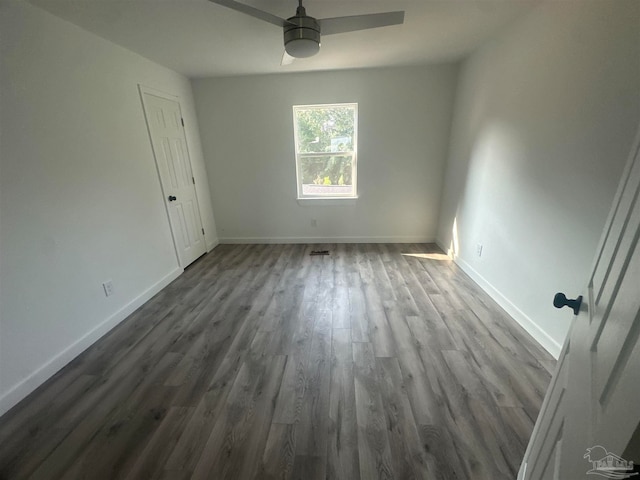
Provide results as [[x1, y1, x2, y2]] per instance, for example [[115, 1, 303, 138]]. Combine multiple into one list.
[[553, 292, 583, 315], [168, 195, 177, 202]]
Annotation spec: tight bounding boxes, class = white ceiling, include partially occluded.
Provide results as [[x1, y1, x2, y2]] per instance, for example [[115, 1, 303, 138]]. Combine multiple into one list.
[[28, 0, 537, 78]]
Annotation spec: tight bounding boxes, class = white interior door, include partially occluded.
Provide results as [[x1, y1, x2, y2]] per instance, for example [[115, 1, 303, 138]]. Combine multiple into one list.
[[140, 87, 206, 268], [520, 130, 640, 479]]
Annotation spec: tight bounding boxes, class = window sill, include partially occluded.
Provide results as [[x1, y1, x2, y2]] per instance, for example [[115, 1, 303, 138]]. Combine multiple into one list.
[[297, 197, 358, 207]]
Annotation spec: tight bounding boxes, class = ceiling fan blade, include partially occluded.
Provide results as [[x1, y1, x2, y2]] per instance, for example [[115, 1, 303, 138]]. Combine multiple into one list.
[[319, 11, 404, 35], [281, 50, 295, 66], [208, 0, 289, 28]]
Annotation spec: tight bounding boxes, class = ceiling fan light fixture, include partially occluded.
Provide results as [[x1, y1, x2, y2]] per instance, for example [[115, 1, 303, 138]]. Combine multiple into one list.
[[283, 15, 320, 58], [285, 37, 320, 58], [208, 0, 405, 62]]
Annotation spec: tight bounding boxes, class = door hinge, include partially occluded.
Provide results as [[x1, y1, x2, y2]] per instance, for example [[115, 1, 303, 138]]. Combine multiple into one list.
[[192, 176, 195, 185], [181, 118, 184, 127], [201, 228, 205, 235]]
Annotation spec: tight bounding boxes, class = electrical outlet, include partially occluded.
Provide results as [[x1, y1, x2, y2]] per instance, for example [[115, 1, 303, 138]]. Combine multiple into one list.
[[311, 219, 317, 227], [103, 280, 114, 297], [476, 244, 483, 257]]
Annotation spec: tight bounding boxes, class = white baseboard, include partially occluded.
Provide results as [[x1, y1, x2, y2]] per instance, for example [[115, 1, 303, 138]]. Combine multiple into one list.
[[435, 237, 451, 255], [206, 238, 220, 251], [437, 241, 561, 359], [0, 267, 183, 417], [218, 235, 435, 244]]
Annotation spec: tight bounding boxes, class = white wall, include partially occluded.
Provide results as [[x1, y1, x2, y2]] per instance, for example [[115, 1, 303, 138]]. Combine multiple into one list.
[[193, 66, 457, 243], [437, 0, 640, 356], [0, 1, 217, 415]]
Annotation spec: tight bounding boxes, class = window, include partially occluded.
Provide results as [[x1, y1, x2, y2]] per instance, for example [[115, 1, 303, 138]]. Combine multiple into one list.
[[293, 103, 357, 199]]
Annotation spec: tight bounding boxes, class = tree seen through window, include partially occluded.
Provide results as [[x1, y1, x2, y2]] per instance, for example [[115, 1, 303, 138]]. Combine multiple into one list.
[[293, 104, 357, 198]]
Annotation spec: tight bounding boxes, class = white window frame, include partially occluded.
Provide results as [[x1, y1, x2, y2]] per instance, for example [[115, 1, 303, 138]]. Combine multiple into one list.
[[292, 103, 358, 200]]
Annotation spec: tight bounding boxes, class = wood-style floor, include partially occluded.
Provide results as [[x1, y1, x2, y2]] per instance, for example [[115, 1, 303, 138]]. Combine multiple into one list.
[[0, 244, 554, 480]]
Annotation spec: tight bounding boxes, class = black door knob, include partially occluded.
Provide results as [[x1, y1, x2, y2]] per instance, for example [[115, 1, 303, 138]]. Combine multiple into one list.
[[168, 195, 177, 202], [553, 292, 583, 315]]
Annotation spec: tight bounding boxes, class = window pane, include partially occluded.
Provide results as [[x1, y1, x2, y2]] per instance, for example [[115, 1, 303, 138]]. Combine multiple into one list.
[[299, 155, 353, 196], [294, 106, 355, 154]]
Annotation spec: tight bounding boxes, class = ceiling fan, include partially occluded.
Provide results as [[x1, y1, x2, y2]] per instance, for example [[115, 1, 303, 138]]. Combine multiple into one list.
[[209, 0, 405, 61]]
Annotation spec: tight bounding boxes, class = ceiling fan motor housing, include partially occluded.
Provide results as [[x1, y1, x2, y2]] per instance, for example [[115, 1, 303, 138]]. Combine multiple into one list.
[[283, 15, 320, 58]]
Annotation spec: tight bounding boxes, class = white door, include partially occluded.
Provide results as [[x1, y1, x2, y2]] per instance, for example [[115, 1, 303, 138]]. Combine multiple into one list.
[[520, 130, 640, 480], [140, 88, 206, 268]]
